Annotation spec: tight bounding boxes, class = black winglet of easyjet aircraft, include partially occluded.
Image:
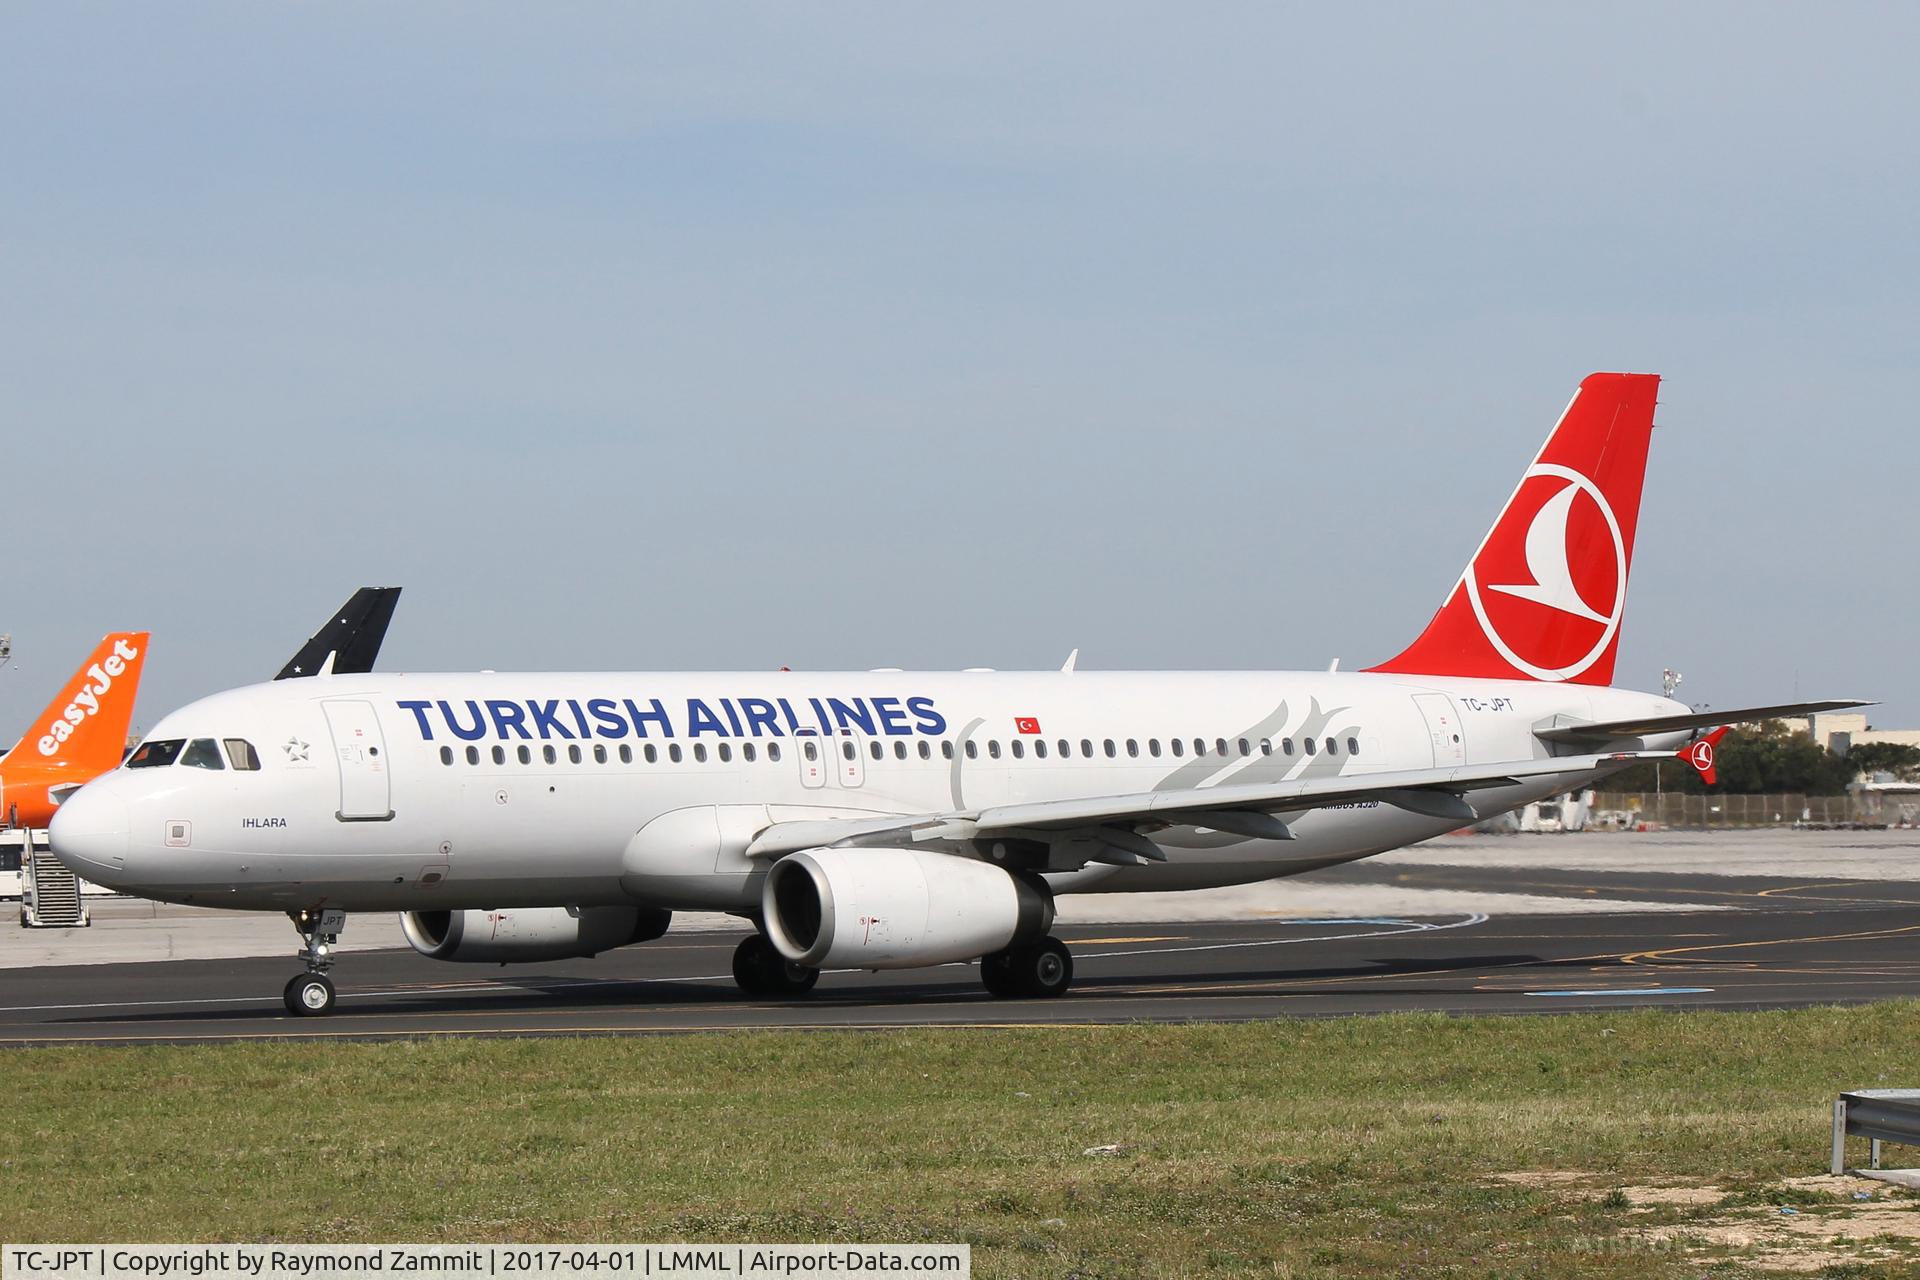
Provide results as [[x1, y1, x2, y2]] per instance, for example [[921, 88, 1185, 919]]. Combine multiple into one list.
[[275, 587, 402, 680]]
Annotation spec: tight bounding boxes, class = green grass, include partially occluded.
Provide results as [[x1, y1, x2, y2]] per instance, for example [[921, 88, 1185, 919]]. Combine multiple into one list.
[[6, 1006, 1920, 1277]]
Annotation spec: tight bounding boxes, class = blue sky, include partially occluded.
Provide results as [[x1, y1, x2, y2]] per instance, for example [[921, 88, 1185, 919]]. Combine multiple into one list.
[[3, 3, 1915, 735]]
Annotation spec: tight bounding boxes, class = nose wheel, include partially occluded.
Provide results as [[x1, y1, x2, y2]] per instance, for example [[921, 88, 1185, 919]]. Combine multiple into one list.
[[284, 908, 346, 1016], [284, 973, 336, 1015]]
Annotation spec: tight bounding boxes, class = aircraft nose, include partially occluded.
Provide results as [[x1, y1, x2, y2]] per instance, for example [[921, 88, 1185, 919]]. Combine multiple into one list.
[[49, 786, 130, 881]]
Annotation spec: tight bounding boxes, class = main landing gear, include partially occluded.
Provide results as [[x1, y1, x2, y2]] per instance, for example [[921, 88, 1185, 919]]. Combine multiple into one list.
[[284, 907, 346, 1016], [980, 936, 1073, 999], [732, 934, 819, 998]]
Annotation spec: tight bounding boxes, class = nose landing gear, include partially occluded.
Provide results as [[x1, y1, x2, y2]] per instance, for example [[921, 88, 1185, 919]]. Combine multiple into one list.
[[284, 908, 346, 1016]]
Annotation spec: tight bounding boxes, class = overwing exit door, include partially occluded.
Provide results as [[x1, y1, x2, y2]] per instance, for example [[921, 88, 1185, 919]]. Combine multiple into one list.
[[1411, 693, 1466, 768], [322, 699, 394, 820]]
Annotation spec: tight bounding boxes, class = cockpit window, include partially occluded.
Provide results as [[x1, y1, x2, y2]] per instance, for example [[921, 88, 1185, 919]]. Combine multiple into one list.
[[225, 739, 261, 771], [181, 738, 226, 770], [127, 739, 186, 768]]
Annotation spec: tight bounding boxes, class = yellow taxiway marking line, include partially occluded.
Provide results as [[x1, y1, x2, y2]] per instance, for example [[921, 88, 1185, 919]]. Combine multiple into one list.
[[1063, 936, 1185, 945], [1621, 922, 1920, 967]]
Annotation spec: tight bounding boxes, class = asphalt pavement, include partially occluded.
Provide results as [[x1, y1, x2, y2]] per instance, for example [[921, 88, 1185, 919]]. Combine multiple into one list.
[[3, 857, 1916, 1044]]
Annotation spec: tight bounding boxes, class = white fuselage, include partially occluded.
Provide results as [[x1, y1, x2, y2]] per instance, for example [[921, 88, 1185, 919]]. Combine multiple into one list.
[[50, 669, 1687, 915]]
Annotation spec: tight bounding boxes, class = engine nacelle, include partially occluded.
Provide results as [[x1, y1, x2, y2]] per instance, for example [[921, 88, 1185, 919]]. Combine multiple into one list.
[[400, 905, 671, 963], [763, 847, 1053, 969]]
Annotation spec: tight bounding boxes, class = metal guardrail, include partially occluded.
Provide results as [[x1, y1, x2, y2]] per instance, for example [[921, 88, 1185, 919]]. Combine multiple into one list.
[[1832, 1090, 1920, 1177]]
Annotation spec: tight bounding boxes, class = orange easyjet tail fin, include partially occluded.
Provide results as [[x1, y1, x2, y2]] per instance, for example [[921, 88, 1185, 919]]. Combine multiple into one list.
[[20, 632, 150, 773], [1367, 372, 1660, 686]]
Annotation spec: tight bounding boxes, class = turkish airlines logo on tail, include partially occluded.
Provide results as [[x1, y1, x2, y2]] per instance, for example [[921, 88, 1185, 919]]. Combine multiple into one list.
[[1464, 463, 1627, 681]]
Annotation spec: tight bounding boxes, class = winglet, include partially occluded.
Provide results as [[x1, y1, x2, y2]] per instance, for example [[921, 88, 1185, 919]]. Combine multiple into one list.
[[1681, 726, 1729, 787]]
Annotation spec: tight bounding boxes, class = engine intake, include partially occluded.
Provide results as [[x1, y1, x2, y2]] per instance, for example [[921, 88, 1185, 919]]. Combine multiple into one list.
[[763, 848, 1053, 969], [400, 905, 670, 963]]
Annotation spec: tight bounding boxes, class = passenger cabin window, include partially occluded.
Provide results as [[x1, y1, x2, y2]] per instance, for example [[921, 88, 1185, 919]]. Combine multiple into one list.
[[1283, 738, 1294, 755], [543, 745, 558, 765], [669, 744, 684, 763], [965, 741, 978, 759], [517, 745, 532, 765], [767, 743, 781, 762], [1104, 739, 1116, 758], [940, 741, 953, 760], [1194, 738, 1206, 756], [987, 740, 1002, 759], [718, 743, 731, 763], [439, 746, 454, 766], [1325, 738, 1338, 756], [1081, 739, 1093, 758], [181, 738, 226, 770], [803, 741, 819, 761], [466, 745, 480, 765], [224, 739, 261, 771], [694, 744, 708, 763], [594, 744, 608, 764], [128, 739, 185, 768], [568, 745, 583, 764], [619, 744, 633, 764], [917, 741, 931, 760], [1170, 738, 1183, 757], [1238, 738, 1251, 756], [1348, 737, 1360, 756], [1215, 738, 1229, 757], [1126, 739, 1139, 758], [1010, 739, 1024, 759], [1147, 739, 1161, 757], [893, 741, 906, 760], [1034, 739, 1048, 759], [1304, 737, 1317, 755], [744, 743, 757, 762], [1259, 738, 1272, 756], [645, 744, 659, 763], [493, 745, 507, 765]]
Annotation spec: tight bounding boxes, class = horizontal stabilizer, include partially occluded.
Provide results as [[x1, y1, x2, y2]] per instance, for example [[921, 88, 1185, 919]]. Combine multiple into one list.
[[1533, 699, 1873, 744]]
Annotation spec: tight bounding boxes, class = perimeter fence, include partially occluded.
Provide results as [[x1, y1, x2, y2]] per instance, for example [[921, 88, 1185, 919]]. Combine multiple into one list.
[[1591, 792, 1885, 828]]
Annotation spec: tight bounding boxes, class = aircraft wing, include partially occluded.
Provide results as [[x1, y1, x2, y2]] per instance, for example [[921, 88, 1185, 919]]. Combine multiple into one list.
[[743, 750, 1660, 865], [1533, 699, 1872, 744]]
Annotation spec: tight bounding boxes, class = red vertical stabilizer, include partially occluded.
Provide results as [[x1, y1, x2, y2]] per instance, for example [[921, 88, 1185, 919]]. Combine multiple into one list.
[[1367, 372, 1660, 686]]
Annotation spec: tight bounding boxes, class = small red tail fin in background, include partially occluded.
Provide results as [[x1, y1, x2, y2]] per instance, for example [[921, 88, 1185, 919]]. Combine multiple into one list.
[[1682, 726, 1728, 787], [1367, 372, 1660, 686], [21, 632, 150, 772]]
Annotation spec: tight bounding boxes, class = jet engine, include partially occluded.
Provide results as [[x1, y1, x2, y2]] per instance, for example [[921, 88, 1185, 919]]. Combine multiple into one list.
[[400, 905, 671, 963], [763, 847, 1053, 969]]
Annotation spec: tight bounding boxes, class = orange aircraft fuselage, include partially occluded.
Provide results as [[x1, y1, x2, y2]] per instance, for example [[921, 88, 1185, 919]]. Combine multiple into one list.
[[1, 632, 150, 830]]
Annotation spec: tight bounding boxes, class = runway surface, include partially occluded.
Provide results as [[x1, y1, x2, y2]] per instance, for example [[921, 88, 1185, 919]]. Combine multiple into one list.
[[4, 857, 1918, 1044]]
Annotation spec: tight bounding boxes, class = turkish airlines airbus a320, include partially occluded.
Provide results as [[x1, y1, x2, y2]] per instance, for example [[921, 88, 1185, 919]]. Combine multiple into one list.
[[51, 373, 1864, 1014]]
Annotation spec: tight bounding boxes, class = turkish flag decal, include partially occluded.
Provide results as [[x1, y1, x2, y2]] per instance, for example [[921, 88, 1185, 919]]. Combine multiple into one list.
[[1014, 716, 1041, 735]]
